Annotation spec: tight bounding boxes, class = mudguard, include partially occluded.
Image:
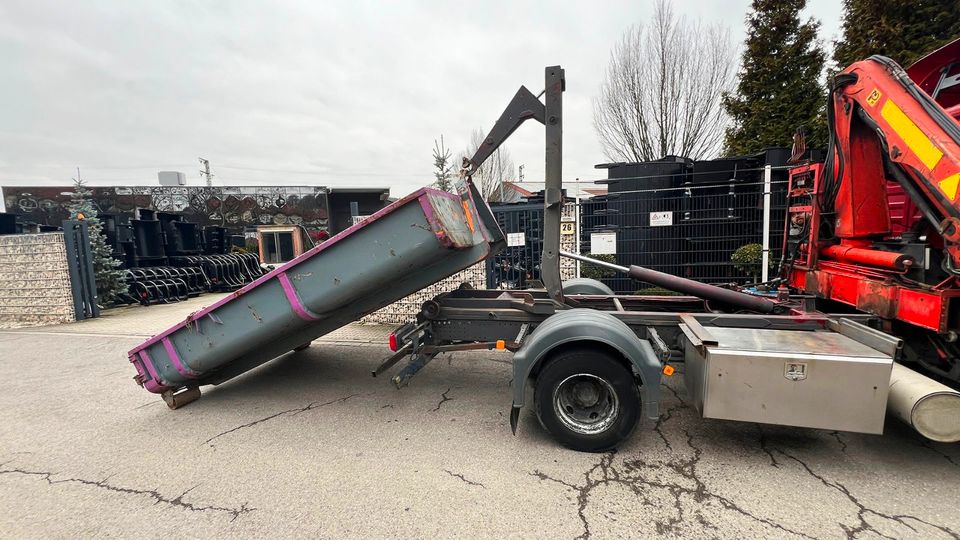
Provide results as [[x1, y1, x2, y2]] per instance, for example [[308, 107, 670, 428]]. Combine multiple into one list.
[[511, 309, 661, 428], [561, 278, 615, 296]]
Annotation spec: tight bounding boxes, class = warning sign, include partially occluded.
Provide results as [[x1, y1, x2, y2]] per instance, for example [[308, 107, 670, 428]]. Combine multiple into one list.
[[650, 211, 673, 227]]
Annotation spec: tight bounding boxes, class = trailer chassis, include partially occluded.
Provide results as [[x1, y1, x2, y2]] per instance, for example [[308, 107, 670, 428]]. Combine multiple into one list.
[[373, 65, 945, 452]]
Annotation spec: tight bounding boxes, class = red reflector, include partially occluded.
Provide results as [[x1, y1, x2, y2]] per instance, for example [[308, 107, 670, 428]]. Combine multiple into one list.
[[388, 333, 398, 352]]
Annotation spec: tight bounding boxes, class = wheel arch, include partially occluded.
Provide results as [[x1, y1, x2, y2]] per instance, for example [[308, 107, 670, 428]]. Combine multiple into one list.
[[530, 340, 634, 381], [561, 278, 615, 296], [512, 309, 661, 425]]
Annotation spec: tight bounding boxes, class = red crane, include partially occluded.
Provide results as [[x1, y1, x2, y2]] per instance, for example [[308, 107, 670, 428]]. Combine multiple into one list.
[[784, 38, 960, 381]]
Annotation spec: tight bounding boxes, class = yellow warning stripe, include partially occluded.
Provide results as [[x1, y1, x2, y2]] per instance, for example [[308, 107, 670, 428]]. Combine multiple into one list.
[[940, 173, 960, 201], [880, 100, 943, 171]]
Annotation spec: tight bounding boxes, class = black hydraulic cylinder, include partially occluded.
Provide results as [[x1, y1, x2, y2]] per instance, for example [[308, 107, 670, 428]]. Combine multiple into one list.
[[560, 251, 777, 314]]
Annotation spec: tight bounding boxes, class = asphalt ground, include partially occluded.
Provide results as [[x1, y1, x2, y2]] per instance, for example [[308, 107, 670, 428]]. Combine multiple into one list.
[[1, 301, 960, 538]]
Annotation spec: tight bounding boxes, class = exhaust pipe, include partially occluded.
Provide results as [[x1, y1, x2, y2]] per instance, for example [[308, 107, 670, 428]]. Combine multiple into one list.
[[561, 251, 778, 314], [888, 363, 960, 443]]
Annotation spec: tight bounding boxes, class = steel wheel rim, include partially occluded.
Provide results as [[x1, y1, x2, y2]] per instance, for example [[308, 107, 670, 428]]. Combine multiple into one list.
[[553, 373, 620, 435]]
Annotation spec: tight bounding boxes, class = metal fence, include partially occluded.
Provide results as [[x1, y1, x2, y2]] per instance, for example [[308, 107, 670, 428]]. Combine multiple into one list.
[[579, 176, 790, 293], [484, 166, 791, 294]]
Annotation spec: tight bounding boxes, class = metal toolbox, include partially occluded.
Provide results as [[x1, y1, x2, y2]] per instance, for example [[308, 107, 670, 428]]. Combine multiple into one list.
[[682, 325, 893, 434]]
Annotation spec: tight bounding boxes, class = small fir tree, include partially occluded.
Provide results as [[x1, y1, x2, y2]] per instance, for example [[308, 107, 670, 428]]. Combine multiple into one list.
[[722, 0, 827, 155], [66, 177, 128, 306], [432, 136, 454, 192]]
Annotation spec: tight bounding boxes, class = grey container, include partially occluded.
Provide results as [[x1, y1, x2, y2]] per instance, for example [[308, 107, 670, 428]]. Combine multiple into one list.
[[129, 187, 503, 394]]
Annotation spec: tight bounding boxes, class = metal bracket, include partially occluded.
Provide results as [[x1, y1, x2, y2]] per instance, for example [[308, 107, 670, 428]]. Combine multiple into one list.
[[391, 351, 439, 388], [827, 317, 903, 358], [647, 327, 671, 363], [372, 344, 413, 378], [679, 313, 718, 346]]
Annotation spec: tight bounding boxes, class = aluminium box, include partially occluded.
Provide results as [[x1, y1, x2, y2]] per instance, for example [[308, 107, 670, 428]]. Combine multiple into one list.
[[683, 327, 893, 434]]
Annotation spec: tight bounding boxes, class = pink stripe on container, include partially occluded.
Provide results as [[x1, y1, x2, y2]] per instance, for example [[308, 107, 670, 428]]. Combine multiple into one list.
[[278, 272, 322, 321], [138, 350, 171, 393], [162, 337, 199, 379]]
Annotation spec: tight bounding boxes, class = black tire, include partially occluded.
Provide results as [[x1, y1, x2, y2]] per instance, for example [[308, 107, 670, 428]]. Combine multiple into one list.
[[534, 347, 641, 452]]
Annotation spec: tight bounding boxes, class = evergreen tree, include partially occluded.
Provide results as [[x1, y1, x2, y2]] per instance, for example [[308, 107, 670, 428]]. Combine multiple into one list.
[[722, 0, 827, 155], [833, 0, 960, 69], [66, 177, 128, 306], [432, 136, 454, 192]]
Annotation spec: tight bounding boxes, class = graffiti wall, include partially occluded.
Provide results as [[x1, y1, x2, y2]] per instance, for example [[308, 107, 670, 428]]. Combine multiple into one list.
[[2, 186, 330, 232]]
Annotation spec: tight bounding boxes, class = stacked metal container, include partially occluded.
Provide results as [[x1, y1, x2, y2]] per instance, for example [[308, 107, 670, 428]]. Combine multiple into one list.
[[593, 149, 795, 293]]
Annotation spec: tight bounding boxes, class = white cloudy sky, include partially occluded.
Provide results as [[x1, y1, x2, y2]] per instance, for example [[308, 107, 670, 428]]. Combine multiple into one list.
[[0, 0, 842, 196]]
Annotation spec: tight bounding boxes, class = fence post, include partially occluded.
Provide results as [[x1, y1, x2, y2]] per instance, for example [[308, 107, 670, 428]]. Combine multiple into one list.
[[574, 185, 581, 279], [761, 165, 772, 282], [62, 221, 85, 320], [77, 220, 101, 318], [62, 220, 100, 320]]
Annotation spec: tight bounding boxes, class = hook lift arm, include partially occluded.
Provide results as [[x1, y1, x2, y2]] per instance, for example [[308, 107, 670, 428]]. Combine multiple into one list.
[[459, 66, 566, 303]]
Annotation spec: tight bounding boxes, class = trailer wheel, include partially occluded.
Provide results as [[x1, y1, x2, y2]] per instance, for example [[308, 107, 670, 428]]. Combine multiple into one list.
[[534, 348, 640, 452]]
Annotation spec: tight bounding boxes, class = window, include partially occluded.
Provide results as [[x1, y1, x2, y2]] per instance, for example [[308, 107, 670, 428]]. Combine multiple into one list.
[[262, 231, 296, 263]]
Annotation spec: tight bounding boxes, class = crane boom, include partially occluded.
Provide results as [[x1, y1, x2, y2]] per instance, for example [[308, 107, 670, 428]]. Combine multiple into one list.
[[784, 38, 960, 381]]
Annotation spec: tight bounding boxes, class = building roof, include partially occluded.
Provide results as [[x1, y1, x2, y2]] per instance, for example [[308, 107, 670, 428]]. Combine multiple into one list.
[[503, 181, 606, 199]]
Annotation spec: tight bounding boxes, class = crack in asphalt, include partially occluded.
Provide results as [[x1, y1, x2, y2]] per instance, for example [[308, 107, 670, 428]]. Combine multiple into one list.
[[755, 432, 960, 540], [652, 389, 685, 453], [431, 388, 453, 412], [771, 447, 959, 540], [443, 469, 485, 489], [203, 393, 360, 447], [530, 453, 611, 540], [758, 433, 781, 468], [530, 381, 817, 540], [920, 440, 960, 469], [0, 462, 254, 522], [829, 431, 849, 454]]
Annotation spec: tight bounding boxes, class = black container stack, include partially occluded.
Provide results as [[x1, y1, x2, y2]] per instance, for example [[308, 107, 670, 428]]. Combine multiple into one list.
[[202, 226, 230, 255], [592, 148, 796, 293], [595, 157, 692, 293]]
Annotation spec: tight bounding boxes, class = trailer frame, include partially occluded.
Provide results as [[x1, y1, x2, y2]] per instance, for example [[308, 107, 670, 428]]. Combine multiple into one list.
[[371, 66, 913, 451]]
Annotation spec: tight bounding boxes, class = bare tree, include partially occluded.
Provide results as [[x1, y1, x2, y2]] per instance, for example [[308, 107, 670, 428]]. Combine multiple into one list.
[[593, 0, 737, 162], [432, 135, 454, 191], [459, 128, 516, 202]]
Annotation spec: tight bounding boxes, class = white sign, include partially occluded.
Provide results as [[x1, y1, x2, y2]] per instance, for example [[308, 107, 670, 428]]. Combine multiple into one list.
[[650, 211, 673, 227], [560, 218, 576, 235], [590, 232, 617, 254], [507, 232, 526, 247], [352, 215, 371, 225]]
